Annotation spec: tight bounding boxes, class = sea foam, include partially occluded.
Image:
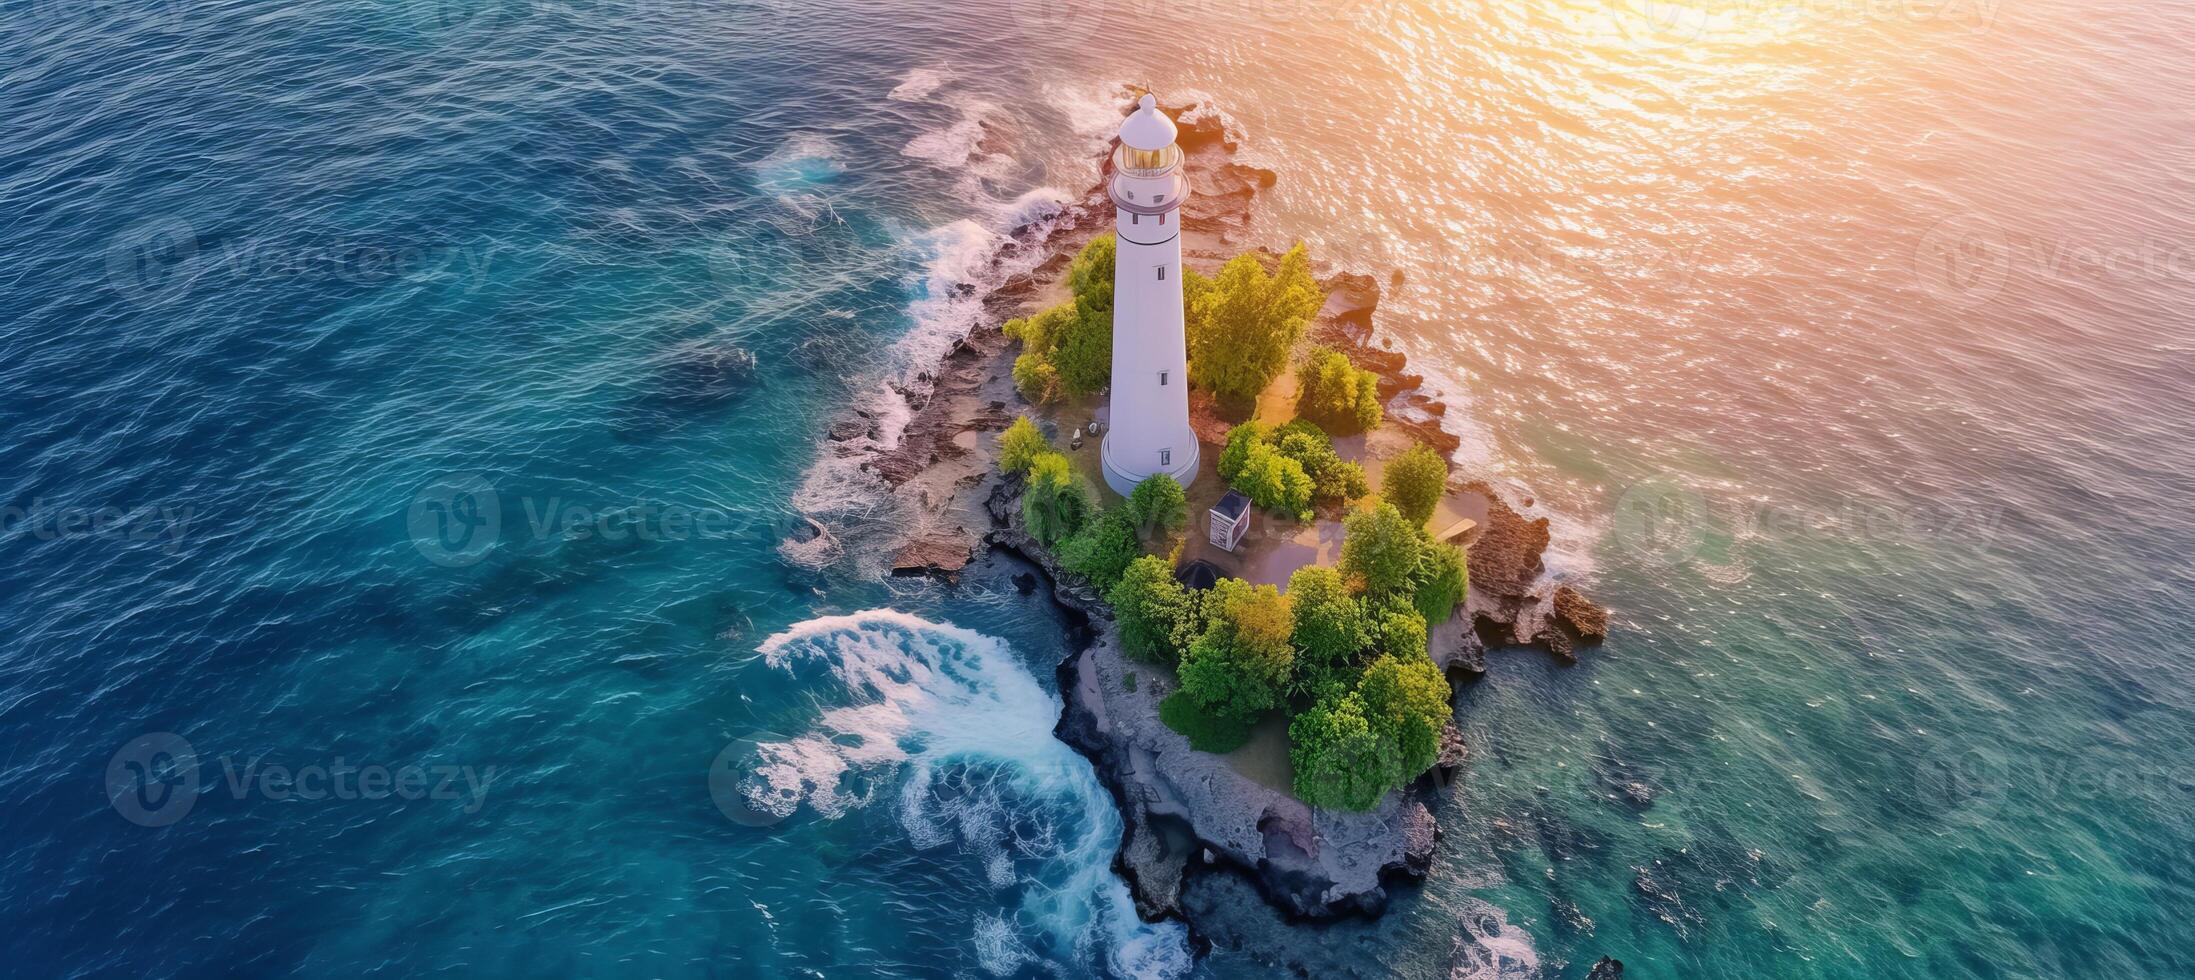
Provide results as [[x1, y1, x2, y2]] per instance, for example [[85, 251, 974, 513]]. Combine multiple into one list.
[[746, 610, 1192, 979]]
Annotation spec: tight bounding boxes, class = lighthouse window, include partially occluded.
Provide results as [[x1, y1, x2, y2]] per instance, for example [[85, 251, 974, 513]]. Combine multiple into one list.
[[1157, 265, 1167, 281], [1159, 212, 1167, 225], [1160, 449, 1172, 467], [1159, 371, 1169, 386], [1132, 214, 1140, 225]]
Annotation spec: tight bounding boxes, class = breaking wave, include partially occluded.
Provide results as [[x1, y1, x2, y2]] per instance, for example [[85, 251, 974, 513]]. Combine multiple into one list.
[[741, 610, 1192, 979]]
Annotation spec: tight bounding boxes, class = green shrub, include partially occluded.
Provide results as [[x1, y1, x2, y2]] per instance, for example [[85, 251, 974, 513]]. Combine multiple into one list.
[[1295, 345, 1383, 435], [1369, 607, 1429, 661], [1126, 474, 1187, 539], [1185, 244, 1324, 406], [1005, 236, 1117, 402], [1109, 555, 1192, 665], [1382, 443, 1449, 526], [1287, 566, 1368, 699], [998, 415, 1049, 475], [1411, 537, 1469, 626], [1217, 421, 1267, 484], [1289, 692, 1401, 811], [1176, 578, 1294, 725], [1161, 690, 1254, 753], [1274, 426, 1367, 505], [1341, 501, 1422, 598], [1234, 443, 1314, 521], [1059, 509, 1140, 592], [1021, 452, 1091, 545], [1356, 653, 1452, 777]]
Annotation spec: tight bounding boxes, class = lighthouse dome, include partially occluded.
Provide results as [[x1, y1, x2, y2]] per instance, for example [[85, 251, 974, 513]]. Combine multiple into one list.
[[1118, 94, 1178, 151]]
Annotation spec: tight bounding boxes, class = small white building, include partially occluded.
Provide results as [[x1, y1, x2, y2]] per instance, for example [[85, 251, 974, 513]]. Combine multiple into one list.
[[1100, 94, 1199, 498], [1210, 490, 1252, 552]]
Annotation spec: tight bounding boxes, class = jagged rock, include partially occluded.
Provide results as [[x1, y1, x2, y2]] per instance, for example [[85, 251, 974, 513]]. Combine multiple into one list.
[[1011, 571, 1038, 595], [1553, 585, 1609, 642], [890, 535, 972, 577], [1585, 956, 1625, 979]]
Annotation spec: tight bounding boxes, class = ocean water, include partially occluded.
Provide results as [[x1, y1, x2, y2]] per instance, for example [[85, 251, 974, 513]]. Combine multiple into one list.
[[2, 0, 2191, 977]]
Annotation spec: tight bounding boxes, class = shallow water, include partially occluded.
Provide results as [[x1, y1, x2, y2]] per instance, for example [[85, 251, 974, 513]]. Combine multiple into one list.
[[3, 0, 2191, 977]]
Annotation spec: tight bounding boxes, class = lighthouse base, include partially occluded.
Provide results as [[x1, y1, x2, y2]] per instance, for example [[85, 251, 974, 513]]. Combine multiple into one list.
[[1099, 434, 1200, 499]]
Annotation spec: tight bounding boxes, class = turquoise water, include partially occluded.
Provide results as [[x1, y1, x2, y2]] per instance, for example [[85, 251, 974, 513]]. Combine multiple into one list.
[[3, 0, 2192, 976]]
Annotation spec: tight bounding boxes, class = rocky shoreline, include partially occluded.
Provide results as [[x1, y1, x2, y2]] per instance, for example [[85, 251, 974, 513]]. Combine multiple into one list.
[[792, 91, 1608, 946]]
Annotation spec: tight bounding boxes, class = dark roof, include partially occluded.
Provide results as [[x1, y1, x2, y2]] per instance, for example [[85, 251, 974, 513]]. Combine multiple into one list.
[[1211, 490, 1251, 521], [1175, 559, 1223, 590]]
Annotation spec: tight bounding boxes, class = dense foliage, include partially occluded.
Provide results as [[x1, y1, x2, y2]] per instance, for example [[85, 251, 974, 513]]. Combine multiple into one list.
[[1285, 566, 1367, 700], [1411, 537, 1470, 626], [1059, 509, 1140, 592], [1021, 452, 1092, 545], [1126, 474, 1188, 540], [1005, 235, 1116, 402], [1382, 442, 1449, 526], [1294, 345, 1383, 435], [1109, 556, 1193, 664], [998, 415, 1048, 475], [1340, 501, 1423, 598], [1175, 579, 1295, 725], [1184, 244, 1323, 405], [1288, 693, 1398, 811], [1356, 653, 1452, 776], [1217, 420, 1371, 521], [1272, 420, 1369, 506], [1160, 690, 1253, 753]]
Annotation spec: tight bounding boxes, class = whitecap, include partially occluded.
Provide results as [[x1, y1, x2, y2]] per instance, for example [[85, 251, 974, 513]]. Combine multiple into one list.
[[889, 66, 951, 103], [747, 611, 1192, 979]]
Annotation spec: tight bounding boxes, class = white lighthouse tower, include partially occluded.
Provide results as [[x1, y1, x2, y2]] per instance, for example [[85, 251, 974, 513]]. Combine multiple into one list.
[[1101, 94, 1199, 498]]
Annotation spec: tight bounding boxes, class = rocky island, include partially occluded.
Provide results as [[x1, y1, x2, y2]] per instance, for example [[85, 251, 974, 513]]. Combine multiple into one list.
[[789, 90, 1608, 962]]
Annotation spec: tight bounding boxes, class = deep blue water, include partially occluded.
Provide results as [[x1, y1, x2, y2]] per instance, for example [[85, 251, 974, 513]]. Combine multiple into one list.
[[5, 1, 2194, 977]]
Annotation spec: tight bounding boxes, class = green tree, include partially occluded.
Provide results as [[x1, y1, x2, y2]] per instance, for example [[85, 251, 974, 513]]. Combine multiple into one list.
[[1126, 474, 1187, 540], [1369, 606, 1430, 661], [1059, 509, 1141, 592], [1289, 692, 1401, 811], [1382, 443, 1449, 526], [1021, 452, 1092, 545], [1294, 345, 1383, 435], [1217, 421, 1267, 484], [1185, 244, 1324, 405], [1176, 578, 1294, 724], [1275, 426, 1366, 506], [1356, 653, 1452, 777], [1003, 236, 1118, 402], [998, 415, 1049, 475], [1067, 233, 1116, 312], [1233, 441, 1315, 521], [1341, 501, 1423, 598], [1411, 537, 1469, 626], [1287, 566, 1368, 699], [1109, 555, 1192, 664]]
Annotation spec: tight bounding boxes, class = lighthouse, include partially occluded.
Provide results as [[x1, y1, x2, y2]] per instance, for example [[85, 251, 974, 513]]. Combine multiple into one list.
[[1101, 94, 1199, 498]]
